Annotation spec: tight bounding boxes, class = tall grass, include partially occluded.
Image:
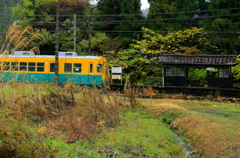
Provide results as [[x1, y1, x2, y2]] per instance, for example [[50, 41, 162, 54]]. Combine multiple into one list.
[[144, 99, 240, 158], [0, 21, 45, 55], [0, 82, 127, 157]]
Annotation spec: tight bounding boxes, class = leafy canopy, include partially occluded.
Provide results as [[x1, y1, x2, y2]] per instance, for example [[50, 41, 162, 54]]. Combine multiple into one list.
[[132, 27, 219, 58]]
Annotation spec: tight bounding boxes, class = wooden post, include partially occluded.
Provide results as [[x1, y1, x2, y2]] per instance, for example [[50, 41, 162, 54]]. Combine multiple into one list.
[[55, 5, 59, 85]]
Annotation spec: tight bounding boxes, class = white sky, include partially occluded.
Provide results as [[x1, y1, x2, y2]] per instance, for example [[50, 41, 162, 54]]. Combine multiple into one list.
[[90, 0, 150, 10], [141, 0, 150, 10]]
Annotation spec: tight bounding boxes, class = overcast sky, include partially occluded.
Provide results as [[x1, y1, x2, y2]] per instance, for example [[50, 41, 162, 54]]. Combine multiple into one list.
[[90, 0, 150, 10], [141, 0, 150, 10]]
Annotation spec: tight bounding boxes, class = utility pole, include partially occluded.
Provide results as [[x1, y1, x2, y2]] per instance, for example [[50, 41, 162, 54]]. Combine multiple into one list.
[[55, 5, 59, 85], [88, 23, 92, 55], [73, 14, 76, 53], [87, 6, 96, 55]]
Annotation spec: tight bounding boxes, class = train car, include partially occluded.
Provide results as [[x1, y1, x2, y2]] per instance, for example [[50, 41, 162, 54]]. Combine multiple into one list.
[[0, 51, 107, 86]]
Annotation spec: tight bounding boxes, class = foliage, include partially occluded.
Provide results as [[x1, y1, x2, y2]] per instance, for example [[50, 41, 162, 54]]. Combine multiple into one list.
[[0, 21, 45, 55], [96, 0, 144, 49], [232, 58, 240, 88], [199, 0, 240, 54], [188, 68, 207, 87], [105, 48, 148, 84], [147, 0, 177, 31], [12, 0, 89, 54], [133, 27, 219, 58], [0, 0, 22, 36], [79, 32, 110, 55]]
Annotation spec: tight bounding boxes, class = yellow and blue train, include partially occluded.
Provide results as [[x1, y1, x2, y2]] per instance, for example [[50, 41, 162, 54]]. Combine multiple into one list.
[[0, 51, 107, 85]]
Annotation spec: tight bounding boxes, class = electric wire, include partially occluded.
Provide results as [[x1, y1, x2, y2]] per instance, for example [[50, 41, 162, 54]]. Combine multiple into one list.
[[0, 13, 239, 25], [0, 7, 240, 17]]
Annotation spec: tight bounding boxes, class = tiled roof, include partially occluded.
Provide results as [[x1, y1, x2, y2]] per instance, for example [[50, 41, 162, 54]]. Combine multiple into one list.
[[159, 54, 237, 66]]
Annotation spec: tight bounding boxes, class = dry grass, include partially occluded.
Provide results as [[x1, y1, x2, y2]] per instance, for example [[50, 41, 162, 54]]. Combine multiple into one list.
[[171, 114, 240, 158], [0, 82, 137, 157], [146, 102, 187, 118], [142, 86, 158, 96], [141, 98, 240, 158], [1, 82, 239, 157]]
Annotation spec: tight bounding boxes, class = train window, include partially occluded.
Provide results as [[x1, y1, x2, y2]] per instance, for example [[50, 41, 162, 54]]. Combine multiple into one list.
[[64, 63, 72, 73], [97, 64, 103, 73], [74, 63, 81, 73], [165, 67, 185, 76], [219, 68, 229, 78], [28, 62, 36, 71], [3, 62, 10, 71], [89, 64, 93, 73], [37, 63, 44, 72], [11, 62, 19, 71], [20, 62, 27, 71], [50, 63, 55, 72]]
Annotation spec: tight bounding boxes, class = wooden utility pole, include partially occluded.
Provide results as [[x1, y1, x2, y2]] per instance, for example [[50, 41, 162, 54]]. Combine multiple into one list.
[[55, 5, 59, 85], [73, 14, 76, 53], [88, 23, 92, 55], [87, 6, 96, 55]]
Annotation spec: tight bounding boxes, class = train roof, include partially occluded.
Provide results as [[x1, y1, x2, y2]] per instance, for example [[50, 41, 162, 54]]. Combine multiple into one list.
[[0, 55, 102, 59], [0, 51, 104, 59]]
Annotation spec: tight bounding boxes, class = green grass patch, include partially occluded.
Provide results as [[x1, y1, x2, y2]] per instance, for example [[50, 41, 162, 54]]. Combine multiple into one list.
[[93, 107, 185, 158]]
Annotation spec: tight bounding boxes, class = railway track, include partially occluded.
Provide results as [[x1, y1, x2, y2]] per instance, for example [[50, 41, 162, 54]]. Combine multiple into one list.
[[110, 84, 240, 102]]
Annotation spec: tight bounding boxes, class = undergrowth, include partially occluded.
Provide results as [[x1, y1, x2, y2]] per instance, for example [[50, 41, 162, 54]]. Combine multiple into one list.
[[1, 81, 239, 157], [144, 99, 240, 158], [0, 82, 128, 157]]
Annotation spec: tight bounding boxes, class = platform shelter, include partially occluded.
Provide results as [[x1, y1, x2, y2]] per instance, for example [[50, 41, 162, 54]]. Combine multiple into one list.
[[159, 54, 237, 88]]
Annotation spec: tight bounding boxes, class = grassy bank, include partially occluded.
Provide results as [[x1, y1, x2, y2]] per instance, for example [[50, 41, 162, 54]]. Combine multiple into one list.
[[144, 99, 240, 158], [0, 83, 185, 157], [0, 82, 239, 157]]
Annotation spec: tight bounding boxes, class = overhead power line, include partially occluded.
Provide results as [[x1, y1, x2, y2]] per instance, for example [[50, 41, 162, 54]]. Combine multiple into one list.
[[1, 30, 239, 34], [0, 13, 239, 25], [92, 14, 240, 24], [0, 8, 240, 17]]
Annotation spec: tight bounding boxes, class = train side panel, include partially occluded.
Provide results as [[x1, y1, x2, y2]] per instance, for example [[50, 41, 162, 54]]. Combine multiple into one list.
[[0, 55, 107, 85]]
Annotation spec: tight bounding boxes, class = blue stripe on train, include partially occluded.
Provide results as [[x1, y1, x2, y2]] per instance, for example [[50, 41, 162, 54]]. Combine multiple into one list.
[[0, 72, 103, 85]]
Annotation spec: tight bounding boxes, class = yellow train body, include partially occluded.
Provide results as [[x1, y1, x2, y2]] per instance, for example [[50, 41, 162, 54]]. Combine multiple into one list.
[[0, 52, 107, 85]]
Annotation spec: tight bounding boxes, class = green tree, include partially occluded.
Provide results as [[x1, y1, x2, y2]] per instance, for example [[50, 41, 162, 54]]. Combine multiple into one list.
[[199, 0, 240, 55], [96, 0, 144, 49], [147, 0, 177, 31], [173, 0, 199, 29], [147, 0, 208, 31], [133, 27, 219, 59], [232, 58, 240, 88], [79, 32, 109, 55], [0, 0, 22, 38], [12, 0, 89, 54]]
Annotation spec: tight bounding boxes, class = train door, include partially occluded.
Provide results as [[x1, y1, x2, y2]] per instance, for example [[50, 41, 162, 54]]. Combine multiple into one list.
[[63, 62, 73, 84], [88, 62, 94, 85], [48, 62, 55, 82]]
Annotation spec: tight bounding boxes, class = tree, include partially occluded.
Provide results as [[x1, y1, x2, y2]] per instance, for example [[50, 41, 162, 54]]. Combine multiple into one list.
[[12, 0, 89, 54], [78, 32, 110, 55], [0, 0, 22, 38], [147, 0, 208, 31], [147, 0, 177, 31], [96, 0, 144, 49], [232, 58, 240, 88], [133, 27, 219, 59], [199, 0, 240, 55]]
